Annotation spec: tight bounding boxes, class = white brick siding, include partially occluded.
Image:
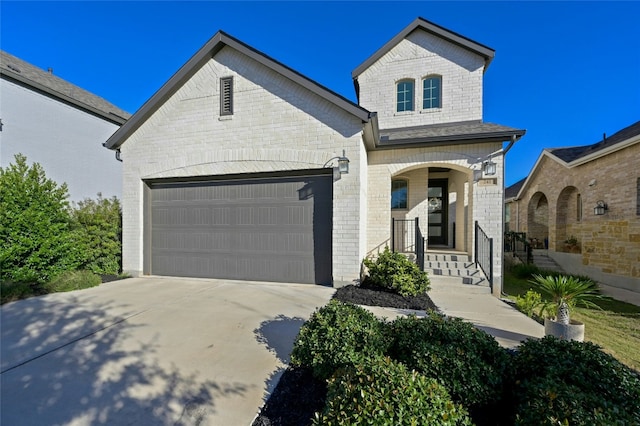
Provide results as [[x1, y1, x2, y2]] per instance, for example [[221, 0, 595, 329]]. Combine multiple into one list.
[[121, 46, 366, 285], [357, 29, 484, 129]]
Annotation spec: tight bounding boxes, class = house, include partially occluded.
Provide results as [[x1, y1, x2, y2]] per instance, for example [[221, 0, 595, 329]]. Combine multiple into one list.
[[505, 120, 640, 293], [104, 18, 525, 295], [0, 50, 130, 202]]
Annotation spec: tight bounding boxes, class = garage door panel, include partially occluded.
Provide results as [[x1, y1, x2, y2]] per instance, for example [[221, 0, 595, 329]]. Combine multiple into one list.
[[149, 174, 331, 284]]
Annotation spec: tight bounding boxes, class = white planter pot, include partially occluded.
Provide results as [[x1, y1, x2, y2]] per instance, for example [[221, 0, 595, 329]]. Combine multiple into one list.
[[544, 318, 585, 342]]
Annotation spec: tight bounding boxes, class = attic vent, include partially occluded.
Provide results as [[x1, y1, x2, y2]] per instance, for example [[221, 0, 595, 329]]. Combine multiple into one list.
[[220, 76, 233, 116], [7, 64, 21, 73]]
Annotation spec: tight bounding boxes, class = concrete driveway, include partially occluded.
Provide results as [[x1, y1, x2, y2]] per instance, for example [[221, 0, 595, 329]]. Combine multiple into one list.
[[0, 277, 335, 425]]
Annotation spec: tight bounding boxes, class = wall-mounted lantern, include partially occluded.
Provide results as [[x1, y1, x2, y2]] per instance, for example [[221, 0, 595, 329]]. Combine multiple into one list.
[[594, 200, 608, 215], [325, 150, 350, 177], [483, 157, 497, 176]]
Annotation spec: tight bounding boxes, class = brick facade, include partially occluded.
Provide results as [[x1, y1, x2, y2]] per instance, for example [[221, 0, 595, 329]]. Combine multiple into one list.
[[507, 141, 640, 291]]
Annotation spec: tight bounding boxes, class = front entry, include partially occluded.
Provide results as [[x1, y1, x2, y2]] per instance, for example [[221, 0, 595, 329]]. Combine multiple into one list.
[[428, 179, 448, 246]]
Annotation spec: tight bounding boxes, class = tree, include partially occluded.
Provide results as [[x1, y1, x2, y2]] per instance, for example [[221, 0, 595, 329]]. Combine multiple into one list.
[[0, 154, 82, 283], [70, 195, 122, 275]]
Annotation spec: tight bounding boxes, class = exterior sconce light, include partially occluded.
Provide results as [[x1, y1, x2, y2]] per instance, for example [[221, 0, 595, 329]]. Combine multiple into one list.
[[483, 158, 496, 176], [594, 200, 608, 215], [325, 150, 350, 175]]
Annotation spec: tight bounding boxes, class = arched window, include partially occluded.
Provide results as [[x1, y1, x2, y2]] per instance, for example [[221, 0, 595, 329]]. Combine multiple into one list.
[[391, 179, 408, 209], [422, 75, 442, 109], [396, 80, 414, 112]]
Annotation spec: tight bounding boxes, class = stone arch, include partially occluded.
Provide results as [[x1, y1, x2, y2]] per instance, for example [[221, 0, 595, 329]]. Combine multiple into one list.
[[528, 191, 549, 248], [556, 186, 581, 251]]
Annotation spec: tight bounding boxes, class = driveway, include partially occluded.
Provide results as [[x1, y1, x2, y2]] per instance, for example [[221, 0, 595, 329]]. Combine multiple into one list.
[[0, 277, 335, 425]]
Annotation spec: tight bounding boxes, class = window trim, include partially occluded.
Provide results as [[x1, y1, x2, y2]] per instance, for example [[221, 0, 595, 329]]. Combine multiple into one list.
[[396, 79, 415, 113], [220, 76, 233, 116], [391, 178, 409, 210], [422, 74, 442, 110]]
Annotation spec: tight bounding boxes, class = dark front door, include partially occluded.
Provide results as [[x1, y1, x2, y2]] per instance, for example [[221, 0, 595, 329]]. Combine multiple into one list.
[[428, 179, 448, 246]]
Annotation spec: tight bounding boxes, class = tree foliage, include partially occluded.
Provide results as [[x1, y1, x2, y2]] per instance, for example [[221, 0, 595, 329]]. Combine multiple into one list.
[[0, 154, 82, 283]]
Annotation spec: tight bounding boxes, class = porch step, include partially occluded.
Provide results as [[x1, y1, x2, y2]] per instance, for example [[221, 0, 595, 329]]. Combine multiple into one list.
[[424, 252, 488, 287], [531, 249, 564, 273]]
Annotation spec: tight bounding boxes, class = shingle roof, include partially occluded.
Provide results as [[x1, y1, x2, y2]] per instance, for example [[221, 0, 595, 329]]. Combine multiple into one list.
[[505, 177, 526, 200], [1, 50, 130, 124], [377, 120, 526, 148], [549, 120, 640, 163]]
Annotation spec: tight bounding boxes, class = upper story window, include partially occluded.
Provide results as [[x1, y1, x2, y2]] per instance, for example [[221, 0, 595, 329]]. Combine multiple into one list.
[[396, 80, 414, 112], [220, 76, 233, 116], [422, 75, 441, 109], [391, 179, 408, 209]]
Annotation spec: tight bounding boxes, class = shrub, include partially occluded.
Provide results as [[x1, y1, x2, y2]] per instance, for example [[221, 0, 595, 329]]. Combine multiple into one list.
[[71, 195, 122, 275], [0, 154, 83, 283], [45, 270, 102, 293], [314, 356, 472, 426], [511, 336, 640, 425], [363, 247, 430, 297], [290, 300, 390, 380], [388, 312, 510, 411], [514, 290, 543, 319]]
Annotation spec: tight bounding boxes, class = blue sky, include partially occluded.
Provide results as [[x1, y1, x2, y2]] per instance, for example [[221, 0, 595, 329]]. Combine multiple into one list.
[[2, 1, 639, 186]]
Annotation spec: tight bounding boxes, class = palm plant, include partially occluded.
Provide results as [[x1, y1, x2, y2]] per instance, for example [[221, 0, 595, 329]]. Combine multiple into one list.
[[529, 274, 603, 325]]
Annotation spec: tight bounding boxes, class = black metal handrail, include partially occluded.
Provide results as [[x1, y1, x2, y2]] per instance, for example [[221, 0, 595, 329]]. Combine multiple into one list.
[[391, 217, 425, 271], [474, 221, 493, 291], [505, 231, 532, 264]]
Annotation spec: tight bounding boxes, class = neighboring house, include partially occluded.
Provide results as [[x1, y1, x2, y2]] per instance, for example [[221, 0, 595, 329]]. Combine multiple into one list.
[[0, 50, 130, 202], [505, 120, 640, 292], [104, 18, 525, 295]]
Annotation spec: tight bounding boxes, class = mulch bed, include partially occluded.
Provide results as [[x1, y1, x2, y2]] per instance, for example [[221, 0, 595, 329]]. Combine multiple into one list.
[[252, 283, 437, 426]]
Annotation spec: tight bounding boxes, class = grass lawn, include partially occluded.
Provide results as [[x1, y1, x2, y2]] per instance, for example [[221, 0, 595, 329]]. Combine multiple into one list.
[[503, 269, 640, 371]]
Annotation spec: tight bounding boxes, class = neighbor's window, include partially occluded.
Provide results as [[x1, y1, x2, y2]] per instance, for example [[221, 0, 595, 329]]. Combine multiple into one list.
[[396, 80, 414, 112], [422, 75, 441, 109], [637, 177, 640, 215], [577, 193, 583, 222], [391, 179, 408, 209], [220, 76, 233, 116], [505, 203, 511, 231]]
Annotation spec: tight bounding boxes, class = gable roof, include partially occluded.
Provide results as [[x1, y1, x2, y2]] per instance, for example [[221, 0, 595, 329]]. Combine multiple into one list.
[[1, 50, 130, 125], [548, 120, 640, 163], [505, 177, 526, 202], [376, 120, 525, 149], [508, 119, 640, 201], [104, 31, 372, 150], [352, 17, 495, 81]]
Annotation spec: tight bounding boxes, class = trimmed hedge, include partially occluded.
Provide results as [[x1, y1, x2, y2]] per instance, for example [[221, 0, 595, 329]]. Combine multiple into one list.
[[290, 300, 390, 380], [511, 336, 640, 425], [314, 356, 472, 426], [388, 312, 510, 413], [363, 247, 430, 297]]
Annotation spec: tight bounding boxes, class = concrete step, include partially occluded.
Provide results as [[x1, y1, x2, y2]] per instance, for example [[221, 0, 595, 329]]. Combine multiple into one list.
[[428, 276, 491, 293], [425, 253, 471, 263], [426, 267, 486, 286], [425, 261, 476, 269]]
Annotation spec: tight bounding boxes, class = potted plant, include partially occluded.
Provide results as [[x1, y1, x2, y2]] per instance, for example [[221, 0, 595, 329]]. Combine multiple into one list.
[[529, 274, 603, 341], [563, 235, 581, 253]]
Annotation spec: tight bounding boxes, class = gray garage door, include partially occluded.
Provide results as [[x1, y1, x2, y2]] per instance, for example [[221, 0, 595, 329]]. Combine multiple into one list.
[[148, 173, 332, 285]]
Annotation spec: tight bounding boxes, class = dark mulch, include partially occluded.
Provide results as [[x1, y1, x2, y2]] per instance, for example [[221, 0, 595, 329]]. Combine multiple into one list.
[[252, 283, 437, 426]]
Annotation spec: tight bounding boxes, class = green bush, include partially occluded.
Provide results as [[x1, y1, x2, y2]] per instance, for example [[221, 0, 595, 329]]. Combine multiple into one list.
[[363, 247, 430, 297], [388, 312, 510, 411], [515, 290, 543, 319], [71, 195, 122, 275], [290, 300, 390, 380], [45, 270, 102, 293], [0, 154, 83, 283], [314, 356, 472, 426], [511, 336, 640, 425]]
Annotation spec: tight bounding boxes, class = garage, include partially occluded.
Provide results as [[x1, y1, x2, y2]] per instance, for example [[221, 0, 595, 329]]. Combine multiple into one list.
[[145, 172, 333, 285]]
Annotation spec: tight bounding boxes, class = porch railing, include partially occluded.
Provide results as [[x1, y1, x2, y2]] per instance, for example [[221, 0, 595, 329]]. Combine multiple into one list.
[[505, 231, 532, 264], [474, 221, 493, 291], [391, 217, 425, 271]]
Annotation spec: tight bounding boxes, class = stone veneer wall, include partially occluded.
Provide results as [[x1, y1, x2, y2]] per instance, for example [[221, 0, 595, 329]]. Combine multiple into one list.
[[510, 142, 640, 290]]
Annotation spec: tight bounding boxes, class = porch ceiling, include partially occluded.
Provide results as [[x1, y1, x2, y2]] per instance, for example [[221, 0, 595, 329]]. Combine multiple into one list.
[[376, 120, 525, 149]]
